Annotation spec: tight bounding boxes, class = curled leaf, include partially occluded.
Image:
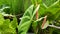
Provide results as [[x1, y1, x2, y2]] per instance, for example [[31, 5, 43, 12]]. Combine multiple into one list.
[[41, 20, 49, 29]]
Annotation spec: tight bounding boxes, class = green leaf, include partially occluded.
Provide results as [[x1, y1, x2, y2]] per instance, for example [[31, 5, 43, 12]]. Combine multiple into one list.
[[32, 21, 38, 33], [32, 17, 44, 33], [18, 21, 31, 34], [18, 5, 34, 34], [0, 14, 4, 25], [43, 0, 59, 8], [19, 5, 34, 25], [18, 4, 40, 34], [32, 4, 40, 18], [41, 20, 49, 29], [32, 4, 40, 33], [11, 17, 18, 28], [3, 19, 10, 29]]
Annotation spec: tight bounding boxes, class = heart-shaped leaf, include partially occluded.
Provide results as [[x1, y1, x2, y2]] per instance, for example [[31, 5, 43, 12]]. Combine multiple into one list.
[[43, 0, 59, 8], [18, 4, 40, 34], [18, 5, 34, 34]]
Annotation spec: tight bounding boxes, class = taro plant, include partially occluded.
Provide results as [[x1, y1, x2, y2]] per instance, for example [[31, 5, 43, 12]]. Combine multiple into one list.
[[18, 4, 40, 34], [18, 0, 60, 34]]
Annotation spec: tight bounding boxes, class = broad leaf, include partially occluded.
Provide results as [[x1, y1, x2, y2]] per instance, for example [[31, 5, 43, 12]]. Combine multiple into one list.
[[20, 5, 34, 24], [18, 4, 40, 34], [18, 5, 34, 34]]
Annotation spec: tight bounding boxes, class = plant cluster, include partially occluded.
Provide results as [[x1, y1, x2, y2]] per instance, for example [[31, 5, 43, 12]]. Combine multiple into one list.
[[0, 0, 60, 34]]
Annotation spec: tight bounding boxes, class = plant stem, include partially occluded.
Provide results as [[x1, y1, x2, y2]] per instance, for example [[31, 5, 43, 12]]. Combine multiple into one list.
[[49, 25, 60, 29], [36, 2, 38, 20], [35, 2, 39, 34]]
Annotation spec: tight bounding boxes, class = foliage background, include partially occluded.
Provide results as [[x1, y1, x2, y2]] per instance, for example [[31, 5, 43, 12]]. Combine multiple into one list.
[[0, 0, 60, 34]]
